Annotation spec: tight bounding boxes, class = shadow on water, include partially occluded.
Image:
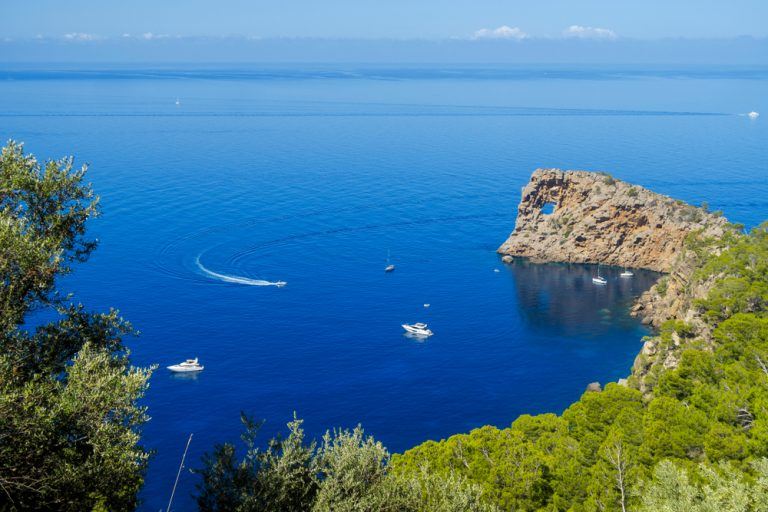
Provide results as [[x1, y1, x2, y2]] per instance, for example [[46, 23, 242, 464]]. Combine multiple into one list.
[[505, 259, 661, 338]]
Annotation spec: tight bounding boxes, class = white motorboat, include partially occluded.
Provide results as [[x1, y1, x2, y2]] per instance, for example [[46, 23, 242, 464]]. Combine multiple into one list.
[[402, 322, 433, 337], [748, 111, 759, 119], [167, 358, 204, 373], [620, 269, 634, 278]]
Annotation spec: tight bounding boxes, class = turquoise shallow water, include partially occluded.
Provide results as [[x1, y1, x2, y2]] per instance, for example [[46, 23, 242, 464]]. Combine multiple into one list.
[[1, 65, 765, 510]]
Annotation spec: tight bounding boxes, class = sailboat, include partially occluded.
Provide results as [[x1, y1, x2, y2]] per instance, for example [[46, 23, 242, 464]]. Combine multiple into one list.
[[384, 250, 395, 272], [592, 265, 607, 285]]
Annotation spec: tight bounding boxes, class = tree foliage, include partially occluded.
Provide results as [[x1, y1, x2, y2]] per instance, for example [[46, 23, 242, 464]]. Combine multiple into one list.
[[194, 415, 497, 512], [0, 141, 152, 511]]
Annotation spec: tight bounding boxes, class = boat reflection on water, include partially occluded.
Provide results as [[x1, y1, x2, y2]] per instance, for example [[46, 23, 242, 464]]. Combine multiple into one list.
[[505, 259, 660, 338], [169, 371, 202, 381]]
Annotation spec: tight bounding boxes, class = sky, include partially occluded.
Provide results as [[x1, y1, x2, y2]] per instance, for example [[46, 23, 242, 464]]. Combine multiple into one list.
[[2, 0, 767, 40]]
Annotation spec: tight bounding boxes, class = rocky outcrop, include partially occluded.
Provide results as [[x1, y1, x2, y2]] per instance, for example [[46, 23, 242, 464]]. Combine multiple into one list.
[[498, 169, 728, 273], [499, 169, 737, 394]]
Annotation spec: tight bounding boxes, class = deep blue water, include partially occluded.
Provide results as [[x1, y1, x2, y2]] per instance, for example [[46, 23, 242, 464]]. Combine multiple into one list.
[[1, 65, 766, 511]]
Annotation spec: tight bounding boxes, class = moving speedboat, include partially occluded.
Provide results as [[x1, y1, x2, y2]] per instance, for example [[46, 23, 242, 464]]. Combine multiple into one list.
[[167, 358, 204, 373], [402, 322, 433, 337]]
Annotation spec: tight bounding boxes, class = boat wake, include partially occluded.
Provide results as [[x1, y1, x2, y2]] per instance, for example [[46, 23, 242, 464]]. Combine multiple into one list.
[[195, 256, 286, 287]]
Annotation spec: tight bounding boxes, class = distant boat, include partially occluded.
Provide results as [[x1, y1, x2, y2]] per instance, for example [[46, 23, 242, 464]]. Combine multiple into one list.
[[592, 265, 607, 285], [620, 269, 634, 278], [493, 268, 500, 273], [423, 303, 430, 308], [402, 322, 433, 337], [167, 358, 203, 373], [748, 111, 759, 119], [175, 98, 181, 106], [385, 250, 395, 272]]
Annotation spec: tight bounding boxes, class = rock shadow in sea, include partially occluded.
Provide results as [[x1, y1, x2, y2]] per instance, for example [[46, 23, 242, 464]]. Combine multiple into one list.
[[505, 259, 660, 339]]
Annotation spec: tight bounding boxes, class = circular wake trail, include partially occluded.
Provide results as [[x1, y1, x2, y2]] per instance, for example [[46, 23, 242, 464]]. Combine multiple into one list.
[[195, 256, 286, 287]]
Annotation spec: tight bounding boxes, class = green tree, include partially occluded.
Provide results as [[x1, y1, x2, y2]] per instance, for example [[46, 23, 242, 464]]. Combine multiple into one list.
[[639, 459, 768, 512], [195, 414, 319, 512], [0, 141, 152, 511]]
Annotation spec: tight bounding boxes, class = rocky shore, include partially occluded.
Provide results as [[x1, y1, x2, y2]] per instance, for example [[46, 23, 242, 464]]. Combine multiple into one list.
[[499, 168, 737, 392], [498, 169, 728, 273]]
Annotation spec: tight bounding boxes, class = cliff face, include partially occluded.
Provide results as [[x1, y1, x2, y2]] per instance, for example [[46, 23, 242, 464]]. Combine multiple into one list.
[[498, 169, 728, 273], [499, 169, 734, 393]]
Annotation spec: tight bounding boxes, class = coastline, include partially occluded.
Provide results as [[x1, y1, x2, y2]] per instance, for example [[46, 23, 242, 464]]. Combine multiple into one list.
[[497, 168, 741, 393]]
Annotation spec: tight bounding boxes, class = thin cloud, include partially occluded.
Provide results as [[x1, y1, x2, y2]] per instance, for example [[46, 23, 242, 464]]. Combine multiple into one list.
[[121, 32, 174, 40], [562, 25, 618, 40], [62, 32, 102, 42], [472, 26, 528, 40]]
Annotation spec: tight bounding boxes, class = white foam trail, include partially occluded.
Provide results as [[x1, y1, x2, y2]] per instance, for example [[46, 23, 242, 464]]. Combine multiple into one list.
[[195, 256, 286, 287]]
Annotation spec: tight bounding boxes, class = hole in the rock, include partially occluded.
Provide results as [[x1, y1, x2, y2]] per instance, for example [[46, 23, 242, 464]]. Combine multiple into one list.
[[541, 202, 556, 215]]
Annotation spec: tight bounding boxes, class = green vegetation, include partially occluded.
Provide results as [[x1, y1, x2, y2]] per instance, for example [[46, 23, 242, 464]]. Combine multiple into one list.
[[194, 414, 496, 511], [639, 459, 768, 511], [656, 276, 669, 297], [0, 142, 152, 511], [626, 187, 638, 197]]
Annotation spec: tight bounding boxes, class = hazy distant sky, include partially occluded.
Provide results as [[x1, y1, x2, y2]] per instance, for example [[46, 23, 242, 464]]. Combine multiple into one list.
[[2, 0, 766, 40]]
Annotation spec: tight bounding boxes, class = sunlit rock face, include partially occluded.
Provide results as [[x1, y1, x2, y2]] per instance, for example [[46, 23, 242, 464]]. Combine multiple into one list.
[[498, 168, 728, 273]]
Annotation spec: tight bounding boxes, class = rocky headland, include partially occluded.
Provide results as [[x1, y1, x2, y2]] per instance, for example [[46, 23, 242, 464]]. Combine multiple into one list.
[[499, 168, 737, 393]]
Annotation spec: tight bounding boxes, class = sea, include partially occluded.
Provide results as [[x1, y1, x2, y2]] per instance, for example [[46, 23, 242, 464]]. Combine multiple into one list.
[[1, 65, 765, 510]]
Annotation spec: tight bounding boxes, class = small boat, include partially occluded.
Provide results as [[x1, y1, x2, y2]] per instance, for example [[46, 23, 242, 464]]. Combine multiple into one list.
[[175, 98, 181, 106], [620, 269, 634, 278], [592, 265, 607, 285], [748, 111, 759, 119], [402, 322, 433, 337], [167, 358, 204, 373], [384, 250, 395, 272], [493, 268, 500, 273], [423, 303, 430, 308], [274, 281, 287, 287]]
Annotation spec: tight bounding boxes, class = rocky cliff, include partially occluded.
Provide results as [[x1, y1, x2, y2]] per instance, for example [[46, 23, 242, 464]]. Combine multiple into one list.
[[498, 168, 736, 393], [498, 169, 728, 273]]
